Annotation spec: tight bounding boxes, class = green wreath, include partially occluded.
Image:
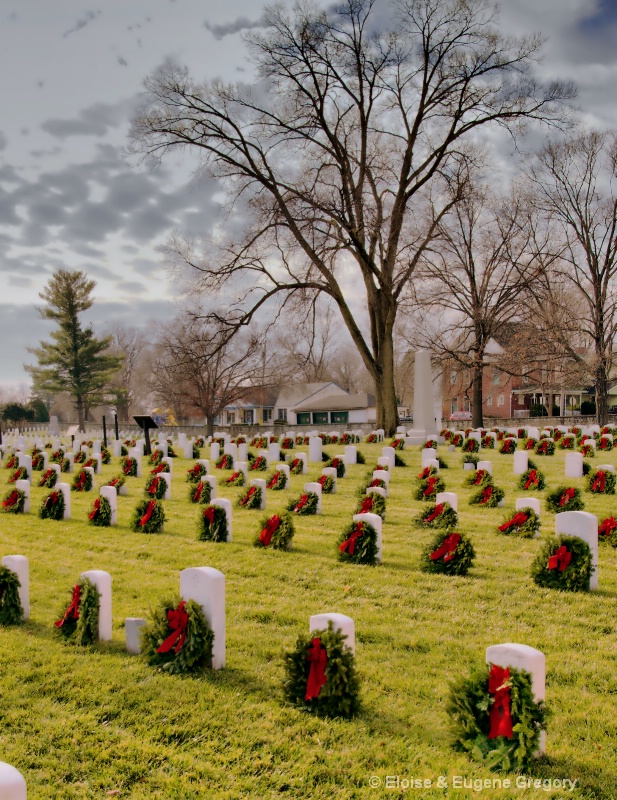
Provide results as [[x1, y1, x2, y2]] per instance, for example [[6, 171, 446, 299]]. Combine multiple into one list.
[[31, 453, 45, 471], [419, 530, 475, 576], [186, 463, 207, 484], [437, 456, 449, 469], [72, 468, 93, 492], [250, 456, 268, 472], [237, 485, 263, 509], [463, 454, 479, 467], [38, 467, 58, 488], [120, 445, 129, 457], [447, 664, 547, 772], [587, 468, 616, 495], [559, 436, 576, 450], [518, 468, 546, 491], [355, 450, 366, 465], [415, 501, 458, 529], [325, 457, 346, 478], [148, 449, 164, 466], [337, 519, 379, 565], [254, 512, 295, 549], [101, 447, 111, 464], [282, 623, 360, 718], [88, 496, 113, 527], [524, 438, 538, 451], [497, 507, 540, 538], [463, 438, 480, 453], [531, 534, 593, 592], [130, 499, 166, 533], [367, 477, 387, 492], [3, 455, 17, 470], [107, 475, 126, 491], [287, 492, 319, 515], [8, 467, 28, 484], [50, 449, 64, 464], [221, 470, 245, 487], [417, 466, 437, 480], [469, 486, 505, 508], [0, 565, 24, 625], [394, 453, 406, 467], [167, 444, 177, 458], [599, 517, 617, 546], [499, 439, 517, 455], [197, 504, 229, 542], [151, 462, 170, 475], [534, 439, 555, 456], [121, 456, 138, 477], [415, 476, 446, 501], [266, 469, 288, 490], [60, 458, 71, 473], [281, 437, 295, 450], [83, 458, 99, 474], [144, 474, 167, 500], [598, 437, 614, 452], [39, 490, 65, 520], [192, 443, 200, 459], [355, 493, 386, 519], [215, 454, 234, 470], [481, 436, 495, 449], [289, 458, 304, 475], [464, 469, 493, 488], [74, 451, 86, 464], [1, 487, 26, 514], [318, 474, 335, 494], [545, 486, 584, 513], [188, 479, 212, 504], [55, 577, 99, 645], [141, 597, 214, 674]]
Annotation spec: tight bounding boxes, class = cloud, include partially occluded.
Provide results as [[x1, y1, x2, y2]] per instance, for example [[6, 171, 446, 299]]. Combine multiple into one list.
[[117, 56, 128, 67], [63, 10, 102, 38], [204, 15, 266, 40], [41, 98, 136, 140], [0, 132, 7, 150]]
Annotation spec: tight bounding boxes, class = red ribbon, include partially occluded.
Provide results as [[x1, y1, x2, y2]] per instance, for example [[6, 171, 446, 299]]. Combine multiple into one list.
[[109, 478, 119, 487], [240, 487, 256, 506], [148, 477, 160, 496], [55, 584, 81, 628], [473, 470, 486, 485], [156, 601, 189, 654], [305, 637, 328, 700], [259, 515, 281, 546], [123, 458, 134, 475], [45, 491, 59, 508], [548, 545, 572, 571], [524, 470, 538, 489], [339, 522, 365, 555], [423, 477, 438, 497], [360, 496, 374, 513], [2, 490, 20, 508], [425, 503, 444, 523], [294, 494, 309, 512], [488, 665, 513, 739], [592, 471, 606, 492], [203, 506, 216, 525], [480, 486, 493, 504], [139, 499, 157, 527], [418, 467, 432, 480], [192, 482, 205, 502], [430, 533, 461, 562], [268, 472, 282, 489], [498, 511, 528, 532], [88, 498, 101, 520], [559, 488, 576, 507], [599, 517, 617, 536]]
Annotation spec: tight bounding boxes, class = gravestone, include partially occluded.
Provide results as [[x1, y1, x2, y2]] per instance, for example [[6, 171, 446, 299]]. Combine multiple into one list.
[[310, 613, 355, 654], [127, 449, 142, 477], [113, 440, 122, 458], [435, 491, 457, 512], [224, 442, 238, 461], [125, 618, 146, 654], [15, 480, 30, 514], [249, 478, 267, 510], [99, 486, 118, 526], [597, 463, 615, 473], [565, 452, 583, 478], [17, 453, 32, 480], [160, 472, 172, 500], [382, 446, 396, 468], [516, 497, 541, 516], [83, 466, 95, 489], [268, 442, 280, 463], [80, 570, 112, 641], [238, 443, 248, 462], [57, 482, 71, 519], [180, 567, 225, 669], [321, 467, 337, 493], [235, 461, 248, 484], [477, 460, 492, 475], [555, 511, 598, 591], [352, 511, 382, 562], [210, 442, 220, 462], [0, 762, 27, 800], [366, 486, 387, 500], [201, 475, 217, 499], [295, 452, 308, 474], [212, 498, 232, 541], [343, 445, 357, 465], [421, 448, 437, 468], [513, 451, 528, 475], [1, 555, 29, 619], [304, 482, 322, 513], [161, 457, 173, 474], [197, 459, 210, 474], [309, 437, 322, 463], [275, 463, 290, 484], [372, 469, 390, 487]]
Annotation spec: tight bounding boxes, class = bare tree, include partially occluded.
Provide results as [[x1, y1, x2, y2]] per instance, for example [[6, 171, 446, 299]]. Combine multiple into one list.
[[106, 326, 150, 422], [131, 0, 573, 434], [527, 131, 617, 424]]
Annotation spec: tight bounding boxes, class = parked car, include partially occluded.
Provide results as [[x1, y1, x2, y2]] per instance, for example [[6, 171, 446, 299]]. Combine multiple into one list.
[[449, 411, 473, 421]]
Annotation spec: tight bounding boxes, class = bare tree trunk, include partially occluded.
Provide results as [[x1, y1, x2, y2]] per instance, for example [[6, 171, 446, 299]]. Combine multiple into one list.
[[596, 359, 609, 426], [374, 327, 399, 436], [206, 415, 215, 437], [472, 358, 484, 428]]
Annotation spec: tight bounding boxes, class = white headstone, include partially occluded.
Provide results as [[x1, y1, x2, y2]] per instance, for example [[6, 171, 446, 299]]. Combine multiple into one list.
[[513, 451, 528, 475], [321, 467, 337, 493], [421, 448, 437, 468], [249, 478, 267, 510], [197, 459, 210, 474], [17, 453, 32, 480], [182, 443, 193, 459], [304, 481, 322, 513], [58, 482, 71, 519], [372, 469, 390, 486], [125, 617, 146, 654], [128, 449, 142, 477], [352, 511, 382, 562], [565, 452, 583, 478], [435, 491, 458, 512], [294, 452, 308, 474], [381, 446, 396, 468], [210, 442, 220, 462], [275, 463, 290, 484], [310, 613, 355, 654], [99, 486, 118, 525], [309, 437, 322, 463], [83, 466, 95, 489], [201, 475, 217, 500], [516, 497, 541, 516], [596, 463, 615, 473], [180, 566, 225, 669], [555, 511, 598, 591], [268, 442, 280, 462], [161, 457, 173, 474], [113, 440, 122, 458], [14, 480, 30, 514], [237, 442, 248, 462], [80, 570, 112, 641], [366, 486, 387, 499], [160, 472, 172, 500], [477, 460, 492, 475], [223, 442, 238, 461], [211, 498, 232, 541], [343, 445, 357, 465], [1, 555, 29, 619], [0, 762, 27, 800]]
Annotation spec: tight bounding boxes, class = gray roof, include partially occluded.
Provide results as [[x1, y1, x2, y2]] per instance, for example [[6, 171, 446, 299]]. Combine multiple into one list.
[[293, 392, 376, 412]]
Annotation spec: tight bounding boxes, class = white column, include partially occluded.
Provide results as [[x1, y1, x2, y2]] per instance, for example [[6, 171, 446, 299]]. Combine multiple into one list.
[[516, 497, 541, 516], [237, 443, 248, 462], [180, 567, 225, 669], [80, 570, 112, 641], [310, 613, 355, 654], [421, 448, 437, 468], [1, 555, 29, 619], [381, 446, 395, 468], [276, 463, 290, 483], [99, 486, 118, 525], [0, 762, 27, 800], [197, 459, 210, 474], [83, 466, 95, 489], [352, 511, 382, 562], [161, 457, 173, 474], [128, 449, 142, 477], [112, 441, 122, 458], [268, 442, 280, 462]]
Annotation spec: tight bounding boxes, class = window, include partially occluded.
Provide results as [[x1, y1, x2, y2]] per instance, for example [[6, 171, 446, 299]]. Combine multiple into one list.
[[450, 398, 458, 414], [296, 412, 310, 425], [277, 408, 287, 422], [450, 370, 458, 385], [464, 397, 471, 412], [263, 408, 272, 422], [313, 411, 329, 425], [331, 411, 349, 424], [243, 409, 254, 424], [226, 411, 235, 425], [498, 394, 505, 407], [486, 395, 492, 406], [492, 369, 500, 386]]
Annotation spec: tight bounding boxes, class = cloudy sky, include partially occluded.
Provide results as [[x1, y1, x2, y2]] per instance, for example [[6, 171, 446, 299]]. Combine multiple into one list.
[[1, 0, 617, 389]]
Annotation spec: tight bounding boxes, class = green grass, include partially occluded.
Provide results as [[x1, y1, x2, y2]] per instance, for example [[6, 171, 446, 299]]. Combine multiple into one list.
[[1, 442, 617, 798]]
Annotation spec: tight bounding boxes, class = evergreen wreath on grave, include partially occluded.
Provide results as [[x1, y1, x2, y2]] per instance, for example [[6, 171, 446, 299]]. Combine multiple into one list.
[[54, 577, 99, 645], [337, 519, 379, 565], [326, 457, 346, 478], [390, 438, 405, 450], [88, 496, 112, 527], [282, 623, 360, 718], [72, 468, 93, 492], [368, 477, 387, 491], [463, 454, 479, 467], [4, 454, 17, 470], [469, 485, 505, 508], [50, 449, 65, 464], [39, 489, 65, 520], [524, 437, 537, 451], [420, 531, 475, 576], [441, 428, 453, 441], [463, 438, 480, 453], [148, 449, 164, 466], [101, 447, 111, 464], [215, 453, 234, 470], [321, 452, 331, 462], [266, 469, 288, 490], [254, 512, 295, 549], [32, 452, 45, 471], [546, 486, 584, 513], [130, 499, 165, 533], [464, 469, 493, 488], [517, 428, 527, 439], [497, 507, 540, 538], [535, 439, 555, 456], [167, 443, 177, 458], [598, 436, 613, 451], [120, 445, 129, 457], [599, 517, 617, 546], [587, 468, 616, 495], [107, 475, 126, 491], [251, 436, 268, 448], [124, 438, 136, 447], [572, 426, 584, 436], [191, 443, 200, 459], [499, 438, 517, 455], [451, 433, 463, 447], [186, 462, 207, 484], [38, 468, 58, 488], [582, 460, 592, 475], [189, 479, 211, 505], [553, 429, 563, 442], [151, 462, 170, 475], [415, 475, 446, 501], [365, 433, 378, 443], [74, 451, 86, 464], [287, 492, 319, 515], [579, 443, 595, 457], [8, 467, 28, 484], [141, 597, 214, 674], [447, 663, 547, 772], [481, 436, 495, 449], [121, 456, 138, 477], [417, 465, 437, 480], [60, 458, 71, 473], [281, 437, 294, 449], [1, 487, 26, 514], [145, 474, 167, 500], [83, 457, 98, 473], [531, 534, 593, 592], [0, 565, 24, 625], [394, 452, 406, 467], [355, 493, 386, 519], [415, 501, 458, 529], [237, 485, 262, 509], [212, 436, 226, 448], [341, 433, 360, 444], [421, 438, 438, 450], [221, 470, 245, 487], [195, 436, 206, 448], [197, 504, 228, 542], [290, 457, 304, 475], [250, 456, 268, 472], [518, 468, 546, 491], [294, 436, 304, 445], [559, 436, 576, 450], [317, 474, 335, 494], [374, 463, 389, 471]]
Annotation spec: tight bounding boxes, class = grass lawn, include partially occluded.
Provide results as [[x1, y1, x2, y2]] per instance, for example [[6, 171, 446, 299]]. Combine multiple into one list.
[[1, 439, 616, 799]]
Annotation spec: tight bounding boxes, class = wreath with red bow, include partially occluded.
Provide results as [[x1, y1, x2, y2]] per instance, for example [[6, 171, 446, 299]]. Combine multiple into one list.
[[355, 492, 386, 519], [39, 489, 65, 521], [463, 438, 480, 453], [289, 457, 304, 475], [281, 437, 294, 450], [120, 456, 138, 477], [599, 516, 617, 546], [36, 468, 57, 489], [197, 504, 228, 542], [250, 456, 268, 472], [545, 486, 583, 514], [254, 512, 295, 549], [337, 519, 379, 565], [415, 501, 458, 530], [237, 485, 263, 509], [130, 499, 165, 533], [144, 474, 167, 500], [31, 452, 45, 471], [598, 437, 614, 451], [4, 454, 18, 470], [518, 468, 546, 491], [420, 530, 475, 575], [531, 534, 593, 592], [186, 462, 207, 484], [481, 436, 495, 449], [188, 479, 212, 505], [559, 436, 576, 450], [498, 438, 517, 455], [141, 597, 214, 674], [534, 439, 555, 456], [148, 449, 164, 466], [267, 469, 288, 491], [0, 565, 24, 625], [415, 475, 446, 501], [587, 468, 616, 495], [524, 437, 538, 451], [54, 577, 99, 645], [72, 468, 93, 492], [469, 485, 505, 508], [325, 457, 346, 478], [286, 492, 319, 515], [317, 474, 335, 494], [497, 507, 540, 538], [88, 496, 113, 527], [8, 467, 28, 484], [215, 454, 234, 470], [1, 487, 26, 514], [106, 475, 126, 492], [464, 468, 493, 488]]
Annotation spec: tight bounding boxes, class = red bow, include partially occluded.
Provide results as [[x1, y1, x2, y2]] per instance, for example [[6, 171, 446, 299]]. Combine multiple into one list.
[[2, 490, 20, 508], [339, 522, 365, 555], [423, 477, 438, 497], [498, 512, 528, 532], [294, 494, 309, 512], [548, 545, 571, 571], [418, 467, 432, 480], [480, 486, 493, 504], [305, 638, 328, 700], [109, 478, 119, 487], [240, 487, 256, 506], [192, 483, 205, 502], [123, 458, 134, 475], [88, 498, 101, 520], [473, 470, 486, 485], [425, 503, 444, 523], [599, 517, 617, 536], [488, 665, 513, 738], [55, 584, 81, 628], [268, 472, 282, 489], [559, 488, 576, 507], [148, 477, 160, 495], [317, 474, 329, 487], [369, 479, 383, 488], [259, 515, 281, 546], [360, 497, 374, 513], [430, 533, 461, 562], [524, 470, 538, 489], [139, 499, 157, 527], [156, 601, 189, 654], [203, 506, 216, 525], [592, 471, 606, 492]]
